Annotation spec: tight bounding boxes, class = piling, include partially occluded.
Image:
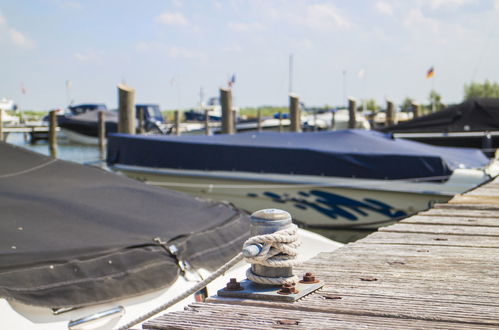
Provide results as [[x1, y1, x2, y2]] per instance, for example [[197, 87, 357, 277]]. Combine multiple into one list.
[[98, 111, 105, 158], [348, 97, 356, 129], [386, 100, 396, 126], [174, 110, 180, 136], [289, 94, 301, 133], [138, 107, 145, 134], [0, 110, 3, 141], [204, 109, 210, 135], [220, 88, 234, 134], [330, 109, 336, 130], [278, 112, 283, 133], [118, 84, 135, 134], [257, 109, 262, 132], [411, 102, 421, 118], [49, 110, 57, 158]]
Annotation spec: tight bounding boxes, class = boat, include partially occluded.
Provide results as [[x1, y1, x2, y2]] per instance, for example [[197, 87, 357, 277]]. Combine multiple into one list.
[[58, 104, 169, 144], [379, 98, 499, 154], [106, 129, 499, 229], [302, 109, 371, 131], [0, 141, 341, 329]]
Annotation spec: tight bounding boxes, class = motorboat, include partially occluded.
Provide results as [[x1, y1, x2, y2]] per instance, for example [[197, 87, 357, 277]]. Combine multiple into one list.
[[379, 98, 499, 154], [0, 141, 341, 329], [107, 129, 499, 229], [58, 104, 168, 144]]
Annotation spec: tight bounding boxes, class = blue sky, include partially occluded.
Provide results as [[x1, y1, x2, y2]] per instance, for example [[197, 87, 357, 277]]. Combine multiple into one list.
[[1, 0, 498, 111]]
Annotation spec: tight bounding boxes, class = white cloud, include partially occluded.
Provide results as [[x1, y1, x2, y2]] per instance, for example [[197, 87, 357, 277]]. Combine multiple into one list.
[[495, 0, 499, 11], [136, 42, 206, 60], [228, 21, 265, 32], [375, 1, 394, 15], [157, 12, 189, 26], [303, 4, 352, 29], [404, 8, 441, 33], [0, 12, 35, 48], [423, 0, 476, 9], [74, 50, 102, 62], [60, 1, 82, 9]]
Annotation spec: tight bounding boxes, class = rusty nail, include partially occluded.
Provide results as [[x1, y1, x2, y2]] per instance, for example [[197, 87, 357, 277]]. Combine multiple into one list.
[[224, 278, 243, 291], [299, 272, 320, 284], [277, 282, 298, 295]]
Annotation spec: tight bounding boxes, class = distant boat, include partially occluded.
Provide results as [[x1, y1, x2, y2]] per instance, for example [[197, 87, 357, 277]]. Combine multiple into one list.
[[0, 141, 343, 329], [380, 98, 499, 154], [58, 104, 169, 144], [107, 130, 499, 229]]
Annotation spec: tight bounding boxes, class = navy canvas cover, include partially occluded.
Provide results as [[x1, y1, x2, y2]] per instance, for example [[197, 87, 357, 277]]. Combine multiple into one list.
[[0, 142, 249, 308], [107, 130, 489, 181]]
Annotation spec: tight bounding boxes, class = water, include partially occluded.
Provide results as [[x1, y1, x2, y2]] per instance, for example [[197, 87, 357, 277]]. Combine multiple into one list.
[[5, 132, 374, 244]]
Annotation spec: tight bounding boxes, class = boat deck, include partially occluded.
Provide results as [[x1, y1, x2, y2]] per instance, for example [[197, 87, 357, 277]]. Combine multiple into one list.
[[143, 176, 499, 329]]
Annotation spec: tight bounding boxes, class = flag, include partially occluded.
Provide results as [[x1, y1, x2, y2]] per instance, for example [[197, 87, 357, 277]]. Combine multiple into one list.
[[426, 67, 434, 79], [228, 73, 236, 88], [20, 83, 26, 94]]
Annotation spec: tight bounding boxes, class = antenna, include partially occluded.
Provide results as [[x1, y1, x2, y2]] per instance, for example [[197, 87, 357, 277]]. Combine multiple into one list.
[[289, 54, 294, 94]]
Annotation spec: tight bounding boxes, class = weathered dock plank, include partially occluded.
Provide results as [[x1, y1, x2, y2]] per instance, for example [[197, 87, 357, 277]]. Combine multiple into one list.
[[144, 175, 499, 330]]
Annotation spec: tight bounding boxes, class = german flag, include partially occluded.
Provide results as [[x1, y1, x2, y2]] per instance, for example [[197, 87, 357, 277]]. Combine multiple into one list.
[[426, 67, 434, 79]]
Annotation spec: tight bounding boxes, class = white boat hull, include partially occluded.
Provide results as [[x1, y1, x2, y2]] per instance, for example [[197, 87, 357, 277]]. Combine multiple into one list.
[[111, 164, 493, 229]]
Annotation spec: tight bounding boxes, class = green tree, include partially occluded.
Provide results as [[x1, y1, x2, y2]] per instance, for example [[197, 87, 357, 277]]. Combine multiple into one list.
[[464, 80, 499, 99], [401, 97, 414, 112], [364, 98, 380, 111], [428, 90, 442, 112]]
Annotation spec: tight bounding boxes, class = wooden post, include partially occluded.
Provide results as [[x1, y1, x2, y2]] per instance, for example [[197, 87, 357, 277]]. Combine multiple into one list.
[[174, 110, 180, 136], [348, 97, 356, 129], [330, 109, 336, 130], [98, 111, 105, 158], [49, 110, 58, 158], [278, 111, 283, 132], [118, 84, 135, 134], [220, 88, 234, 134], [289, 93, 301, 132], [411, 102, 421, 118], [0, 110, 3, 141], [204, 109, 210, 135], [138, 106, 145, 134], [386, 100, 396, 126], [257, 109, 262, 132]]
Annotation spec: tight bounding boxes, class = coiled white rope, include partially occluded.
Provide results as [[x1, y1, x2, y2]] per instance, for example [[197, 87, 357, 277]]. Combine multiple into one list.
[[243, 224, 301, 285]]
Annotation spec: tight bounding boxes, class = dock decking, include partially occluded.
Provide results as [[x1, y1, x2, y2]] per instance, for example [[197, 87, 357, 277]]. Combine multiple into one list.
[[144, 176, 499, 329]]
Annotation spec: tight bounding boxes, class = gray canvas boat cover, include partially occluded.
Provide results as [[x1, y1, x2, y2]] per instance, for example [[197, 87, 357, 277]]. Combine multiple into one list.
[[0, 142, 249, 308]]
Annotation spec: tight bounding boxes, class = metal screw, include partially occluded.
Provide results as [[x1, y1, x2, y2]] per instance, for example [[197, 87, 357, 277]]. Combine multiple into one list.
[[277, 282, 298, 295], [224, 278, 243, 291], [299, 272, 320, 284]]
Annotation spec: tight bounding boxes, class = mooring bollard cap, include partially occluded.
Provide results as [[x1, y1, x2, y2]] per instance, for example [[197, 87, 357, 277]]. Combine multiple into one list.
[[251, 209, 291, 221]]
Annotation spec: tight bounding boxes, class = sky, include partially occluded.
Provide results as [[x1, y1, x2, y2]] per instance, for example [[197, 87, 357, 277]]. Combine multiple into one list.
[[1, 0, 498, 111]]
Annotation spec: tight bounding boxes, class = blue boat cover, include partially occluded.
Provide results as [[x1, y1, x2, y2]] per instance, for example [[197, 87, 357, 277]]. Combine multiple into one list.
[[107, 130, 489, 180]]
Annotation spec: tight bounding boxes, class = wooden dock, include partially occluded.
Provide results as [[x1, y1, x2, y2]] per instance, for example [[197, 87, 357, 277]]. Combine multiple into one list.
[[144, 176, 499, 329]]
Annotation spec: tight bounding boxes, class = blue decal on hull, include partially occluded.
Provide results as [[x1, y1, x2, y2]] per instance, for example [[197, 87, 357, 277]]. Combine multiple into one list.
[[248, 190, 407, 222]]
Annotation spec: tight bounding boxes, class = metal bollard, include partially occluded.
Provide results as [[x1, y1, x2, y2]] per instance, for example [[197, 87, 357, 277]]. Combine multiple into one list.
[[243, 209, 294, 281]]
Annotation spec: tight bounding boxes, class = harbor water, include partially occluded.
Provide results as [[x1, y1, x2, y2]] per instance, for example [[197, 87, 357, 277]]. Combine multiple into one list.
[[5, 132, 374, 244]]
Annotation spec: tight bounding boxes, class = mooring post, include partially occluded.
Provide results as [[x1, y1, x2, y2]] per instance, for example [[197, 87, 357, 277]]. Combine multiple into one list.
[[289, 94, 301, 132], [98, 111, 105, 158], [330, 109, 336, 130], [49, 110, 58, 158], [257, 109, 262, 132], [174, 110, 180, 136], [278, 111, 283, 132], [118, 84, 135, 134], [138, 106, 145, 134], [220, 88, 234, 134], [386, 100, 396, 126], [204, 109, 210, 135], [0, 110, 3, 141], [411, 102, 421, 118], [348, 97, 357, 129]]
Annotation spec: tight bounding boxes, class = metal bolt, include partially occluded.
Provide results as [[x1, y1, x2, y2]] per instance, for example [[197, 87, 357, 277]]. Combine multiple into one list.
[[277, 282, 298, 295], [299, 272, 319, 284], [224, 278, 243, 291]]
